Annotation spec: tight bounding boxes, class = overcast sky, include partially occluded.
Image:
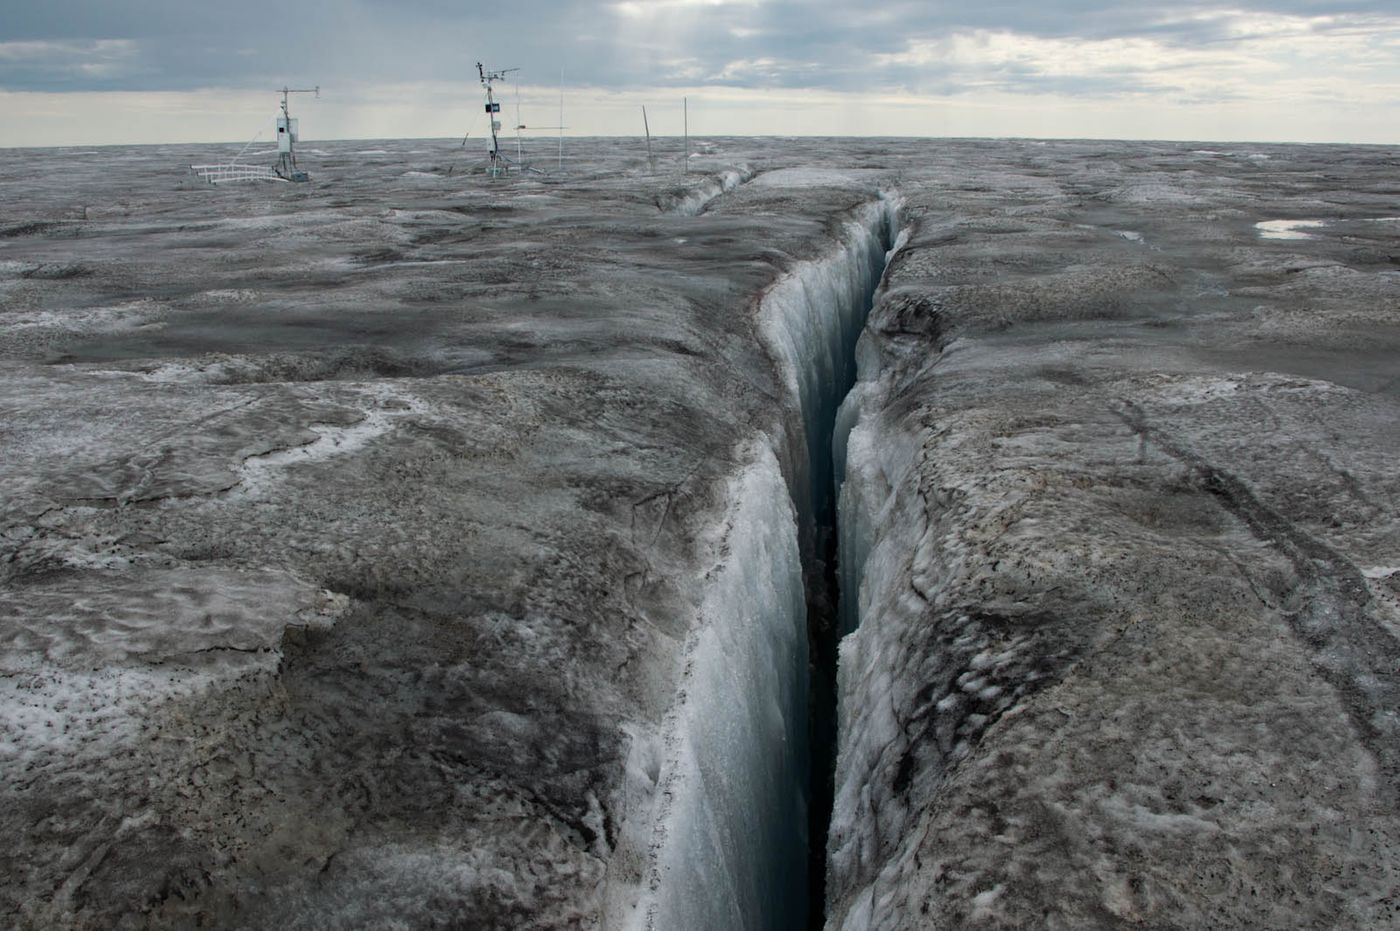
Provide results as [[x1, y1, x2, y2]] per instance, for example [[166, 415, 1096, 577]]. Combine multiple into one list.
[[3, 0, 1399, 146]]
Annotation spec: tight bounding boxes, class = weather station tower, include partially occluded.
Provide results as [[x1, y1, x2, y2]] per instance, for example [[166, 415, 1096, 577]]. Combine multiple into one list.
[[478, 62, 518, 177], [275, 85, 319, 181]]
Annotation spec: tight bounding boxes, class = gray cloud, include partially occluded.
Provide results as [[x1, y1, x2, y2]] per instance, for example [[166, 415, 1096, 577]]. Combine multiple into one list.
[[1, 0, 1397, 97]]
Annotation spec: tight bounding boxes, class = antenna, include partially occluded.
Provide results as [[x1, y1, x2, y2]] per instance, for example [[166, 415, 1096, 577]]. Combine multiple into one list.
[[231, 131, 262, 165], [275, 85, 320, 181], [515, 77, 524, 168], [683, 96, 689, 175]]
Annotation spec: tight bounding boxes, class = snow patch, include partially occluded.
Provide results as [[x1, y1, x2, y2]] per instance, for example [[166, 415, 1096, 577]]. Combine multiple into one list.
[[1256, 219, 1328, 240], [970, 884, 1006, 920], [234, 383, 432, 497], [5, 300, 165, 334]]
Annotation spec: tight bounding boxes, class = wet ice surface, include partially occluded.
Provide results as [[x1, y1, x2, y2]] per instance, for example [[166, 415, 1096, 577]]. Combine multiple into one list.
[[2, 137, 1399, 929]]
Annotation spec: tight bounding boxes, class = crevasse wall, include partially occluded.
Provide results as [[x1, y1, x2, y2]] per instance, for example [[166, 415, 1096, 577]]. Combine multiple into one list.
[[616, 194, 901, 931], [624, 442, 811, 931], [831, 228, 911, 639], [825, 228, 943, 930], [761, 197, 899, 535], [826, 404, 929, 931]]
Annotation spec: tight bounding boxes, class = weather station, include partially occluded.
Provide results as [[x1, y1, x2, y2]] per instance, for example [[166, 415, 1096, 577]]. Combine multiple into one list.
[[191, 85, 321, 184], [471, 63, 554, 177], [274, 86, 320, 181]]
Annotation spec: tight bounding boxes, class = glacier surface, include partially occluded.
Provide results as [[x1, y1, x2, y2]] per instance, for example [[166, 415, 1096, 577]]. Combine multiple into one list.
[[2, 137, 1399, 930]]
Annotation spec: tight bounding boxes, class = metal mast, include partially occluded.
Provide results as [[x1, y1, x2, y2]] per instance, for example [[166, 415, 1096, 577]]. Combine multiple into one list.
[[275, 85, 319, 180], [477, 62, 518, 177], [643, 106, 654, 172]]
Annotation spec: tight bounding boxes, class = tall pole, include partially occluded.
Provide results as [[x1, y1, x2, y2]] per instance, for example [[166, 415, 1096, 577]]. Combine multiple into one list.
[[515, 79, 523, 167], [280, 89, 292, 175], [558, 69, 564, 172], [489, 79, 501, 174], [643, 106, 654, 172], [683, 96, 689, 174]]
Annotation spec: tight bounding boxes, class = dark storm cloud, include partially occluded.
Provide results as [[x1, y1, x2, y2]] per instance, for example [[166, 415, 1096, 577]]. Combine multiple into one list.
[[0, 0, 1395, 94]]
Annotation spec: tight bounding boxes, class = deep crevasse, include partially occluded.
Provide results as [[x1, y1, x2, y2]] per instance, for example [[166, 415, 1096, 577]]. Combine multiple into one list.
[[826, 401, 928, 931], [614, 194, 901, 930], [623, 441, 810, 931], [831, 227, 911, 639], [761, 196, 901, 535]]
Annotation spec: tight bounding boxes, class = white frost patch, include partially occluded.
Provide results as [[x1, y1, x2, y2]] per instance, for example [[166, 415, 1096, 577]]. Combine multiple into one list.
[[127, 360, 213, 383], [1145, 372, 1342, 408], [234, 383, 432, 497], [1118, 230, 1145, 243], [1148, 375, 1248, 405], [1195, 150, 1270, 160], [1110, 183, 1201, 206], [1, 662, 263, 764], [5, 299, 165, 333], [195, 288, 262, 303], [970, 884, 1006, 920], [1363, 566, 1400, 580], [0, 569, 345, 764], [1256, 219, 1328, 240], [0, 260, 36, 277]]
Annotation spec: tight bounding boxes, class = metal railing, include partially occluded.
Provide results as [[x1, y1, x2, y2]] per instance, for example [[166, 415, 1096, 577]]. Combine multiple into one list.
[[190, 164, 287, 184]]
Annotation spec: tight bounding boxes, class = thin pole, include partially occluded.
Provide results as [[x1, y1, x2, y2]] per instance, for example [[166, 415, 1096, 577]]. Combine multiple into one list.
[[683, 96, 688, 174], [232, 131, 261, 164], [643, 106, 654, 172], [281, 89, 292, 174], [489, 79, 500, 173], [558, 69, 564, 172], [515, 79, 523, 167]]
